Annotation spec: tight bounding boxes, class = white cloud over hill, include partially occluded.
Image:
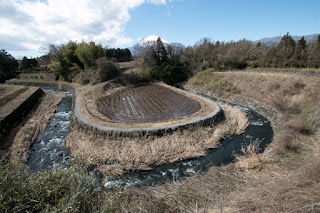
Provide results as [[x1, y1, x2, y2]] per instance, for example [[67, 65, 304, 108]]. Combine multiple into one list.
[[0, 0, 167, 57]]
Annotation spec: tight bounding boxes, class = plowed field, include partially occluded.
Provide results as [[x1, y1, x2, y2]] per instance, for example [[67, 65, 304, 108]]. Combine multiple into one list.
[[96, 84, 201, 123]]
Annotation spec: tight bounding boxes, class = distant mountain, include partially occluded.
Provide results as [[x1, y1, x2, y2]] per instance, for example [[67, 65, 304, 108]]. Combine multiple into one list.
[[253, 33, 319, 46], [137, 35, 170, 47], [129, 35, 171, 56]]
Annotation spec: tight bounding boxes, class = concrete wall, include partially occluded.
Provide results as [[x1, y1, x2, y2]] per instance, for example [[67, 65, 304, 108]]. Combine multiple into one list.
[[6, 81, 224, 138]]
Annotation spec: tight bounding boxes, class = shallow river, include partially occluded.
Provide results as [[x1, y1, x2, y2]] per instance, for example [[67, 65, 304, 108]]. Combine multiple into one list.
[[27, 89, 273, 189]]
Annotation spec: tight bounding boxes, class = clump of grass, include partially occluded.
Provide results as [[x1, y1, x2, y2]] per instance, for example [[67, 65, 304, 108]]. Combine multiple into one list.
[[235, 140, 269, 172], [188, 69, 240, 95], [272, 117, 308, 153], [0, 154, 100, 212]]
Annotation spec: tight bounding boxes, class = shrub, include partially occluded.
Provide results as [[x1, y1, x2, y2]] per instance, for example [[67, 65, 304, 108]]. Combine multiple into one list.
[[74, 58, 120, 85], [128, 68, 153, 84], [95, 57, 120, 83], [273, 129, 296, 152]]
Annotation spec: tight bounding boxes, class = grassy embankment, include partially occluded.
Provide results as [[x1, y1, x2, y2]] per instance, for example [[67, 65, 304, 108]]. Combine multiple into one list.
[[2, 68, 320, 212], [187, 69, 320, 212], [8, 73, 57, 82]]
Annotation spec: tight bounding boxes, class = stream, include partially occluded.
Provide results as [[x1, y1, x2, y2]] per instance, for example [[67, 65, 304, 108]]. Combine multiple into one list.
[[27, 88, 273, 189]]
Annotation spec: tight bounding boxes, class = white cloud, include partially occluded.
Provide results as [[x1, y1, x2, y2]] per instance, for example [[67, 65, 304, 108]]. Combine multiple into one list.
[[147, 0, 166, 5], [0, 0, 167, 58]]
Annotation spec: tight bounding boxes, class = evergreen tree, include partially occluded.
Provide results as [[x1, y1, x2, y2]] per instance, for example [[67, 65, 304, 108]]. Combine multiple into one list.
[[295, 36, 308, 67], [297, 36, 307, 49], [21, 56, 38, 70], [0, 50, 18, 82], [155, 37, 168, 63], [278, 32, 296, 67]]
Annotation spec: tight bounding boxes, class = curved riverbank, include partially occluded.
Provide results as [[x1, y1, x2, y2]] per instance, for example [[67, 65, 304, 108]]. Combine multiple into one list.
[[183, 84, 282, 131]]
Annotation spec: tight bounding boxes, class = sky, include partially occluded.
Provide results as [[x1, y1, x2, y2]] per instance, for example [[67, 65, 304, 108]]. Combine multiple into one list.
[[1, 0, 319, 58]]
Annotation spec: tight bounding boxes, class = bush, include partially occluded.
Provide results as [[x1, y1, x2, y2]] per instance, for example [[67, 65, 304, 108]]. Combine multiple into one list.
[[95, 57, 120, 83], [150, 61, 189, 85], [74, 58, 120, 85], [128, 68, 153, 84]]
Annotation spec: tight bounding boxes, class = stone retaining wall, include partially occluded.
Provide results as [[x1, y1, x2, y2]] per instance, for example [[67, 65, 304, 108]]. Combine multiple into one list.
[[6, 81, 224, 138]]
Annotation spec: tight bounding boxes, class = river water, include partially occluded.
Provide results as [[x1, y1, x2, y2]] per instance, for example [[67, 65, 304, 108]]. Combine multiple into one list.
[[27, 89, 273, 189], [27, 89, 73, 171]]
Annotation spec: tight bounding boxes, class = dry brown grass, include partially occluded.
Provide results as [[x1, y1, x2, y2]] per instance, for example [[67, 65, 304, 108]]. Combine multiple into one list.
[[65, 104, 248, 176], [10, 93, 66, 169], [221, 133, 320, 213], [235, 140, 270, 172], [218, 71, 320, 115], [171, 70, 320, 212]]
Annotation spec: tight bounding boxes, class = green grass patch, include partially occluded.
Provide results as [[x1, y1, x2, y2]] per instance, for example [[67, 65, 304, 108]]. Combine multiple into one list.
[[188, 69, 240, 95], [9, 73, 57, 83]]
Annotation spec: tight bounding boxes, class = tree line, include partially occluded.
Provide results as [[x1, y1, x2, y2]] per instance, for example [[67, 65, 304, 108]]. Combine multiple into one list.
[[140, 34, 320, 85], [1, 34, 319, 84], [178, 33, 320, 75], [48, 41, 131, 81]]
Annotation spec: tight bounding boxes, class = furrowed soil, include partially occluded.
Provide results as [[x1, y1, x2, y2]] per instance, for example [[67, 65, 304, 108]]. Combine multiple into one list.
[[77, 82, 216, 129]]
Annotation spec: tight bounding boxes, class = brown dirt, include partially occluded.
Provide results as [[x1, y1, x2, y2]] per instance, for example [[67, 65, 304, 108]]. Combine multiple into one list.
[[65, 104, 248, 176], [96, 83, 201, 123], [10, 93, 66, 169], [78, 82, 217, 129]]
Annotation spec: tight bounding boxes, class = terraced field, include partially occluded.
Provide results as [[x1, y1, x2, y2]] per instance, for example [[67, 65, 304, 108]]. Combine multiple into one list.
[[96, 84, 201, 123]]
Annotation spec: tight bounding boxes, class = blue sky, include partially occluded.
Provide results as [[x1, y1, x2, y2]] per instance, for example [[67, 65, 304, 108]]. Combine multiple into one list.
[[126, 0, 320, 45], [0, 0, 319, 58]]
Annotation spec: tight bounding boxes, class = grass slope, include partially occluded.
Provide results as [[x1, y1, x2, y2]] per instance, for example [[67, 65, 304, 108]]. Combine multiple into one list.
[[2, 69, 320, 212]]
